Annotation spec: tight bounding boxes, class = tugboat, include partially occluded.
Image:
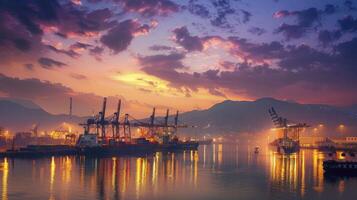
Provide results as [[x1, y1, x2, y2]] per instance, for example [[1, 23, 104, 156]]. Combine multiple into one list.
[[254, 146, 260, 154], [323, 152, 357, 175]]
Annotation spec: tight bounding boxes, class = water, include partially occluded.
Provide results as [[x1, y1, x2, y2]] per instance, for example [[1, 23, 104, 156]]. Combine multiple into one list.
[[1, 143, 357, 200]]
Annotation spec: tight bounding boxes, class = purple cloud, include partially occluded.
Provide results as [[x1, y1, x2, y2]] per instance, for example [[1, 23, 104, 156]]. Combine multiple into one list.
[[100, 19, 152, 53], [38, 57, 67, 69], [172, 26, 203, 52]]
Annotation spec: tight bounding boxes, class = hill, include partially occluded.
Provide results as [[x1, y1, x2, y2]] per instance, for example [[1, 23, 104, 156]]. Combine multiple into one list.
[[0, 99, 85, 133], [177, 98, 357, 135]]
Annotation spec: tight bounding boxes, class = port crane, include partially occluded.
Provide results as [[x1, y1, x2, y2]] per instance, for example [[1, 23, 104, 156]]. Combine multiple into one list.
[[268, 107, 310, 154], [80, 98, 190, 144], [268, 107, 309, 140]]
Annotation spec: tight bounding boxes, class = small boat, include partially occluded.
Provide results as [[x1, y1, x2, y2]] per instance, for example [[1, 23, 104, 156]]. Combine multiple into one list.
[[254, 146, 259, 154]]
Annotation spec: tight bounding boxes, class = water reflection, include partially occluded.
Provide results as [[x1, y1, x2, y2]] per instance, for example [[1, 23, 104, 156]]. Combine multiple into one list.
[[267, 149, 327, 198], [1, 158, 8, 200], [0, 145, 357, 200]]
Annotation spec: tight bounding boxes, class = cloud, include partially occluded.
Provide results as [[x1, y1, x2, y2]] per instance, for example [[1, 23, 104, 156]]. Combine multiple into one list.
[[248, 27, 266, 36], [273, 8, 320, 26], [0, 1, 117, 65], [344, 0, 356, 11], [227, 37, 285, 63], [338, 15, 357, 32], [137, 36, 357, 105], [274, 23, 307, 40], [240, 9, 252, 24], [100, 19, 152, 53], [69, 42, 93, 51], [23, 64, 35, 71], [70, 73, 87, 80], [116, 0, 180, 17], [139, 52, 186, 71], [149, 45, 176, 51], [324, 4, 338, 14], [273, 6, 336, 40], [89, 46, 104, 60], [38, 57, 67, 69], [172, 26, 203, 52], [171, 27, 283, 64], [318, 30, 342, 46], [187, 1, 210, 18], [47, 45, 80, 58]]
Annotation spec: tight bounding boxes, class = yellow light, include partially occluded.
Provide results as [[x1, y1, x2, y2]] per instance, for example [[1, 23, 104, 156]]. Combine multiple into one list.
[[113, 72, 169, 90]]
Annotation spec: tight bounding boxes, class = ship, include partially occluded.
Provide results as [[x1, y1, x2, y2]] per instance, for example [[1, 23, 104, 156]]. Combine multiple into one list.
[[76, 133, 157, 156], [268, 107, 308, 154], [323, 152, 357, 175], [323, 160, 357, 175], [156, 135, 199, 151], [271, 137, 300, 154]]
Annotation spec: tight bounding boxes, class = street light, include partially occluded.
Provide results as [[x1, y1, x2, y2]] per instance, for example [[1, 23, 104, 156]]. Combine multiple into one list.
[[338, 124, 345, 134]]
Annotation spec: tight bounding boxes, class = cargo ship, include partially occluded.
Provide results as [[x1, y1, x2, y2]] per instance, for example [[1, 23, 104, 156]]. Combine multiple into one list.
[[76, 133, 157, 156], [0, 145, 77, 158], [271, 137, 300, 154]]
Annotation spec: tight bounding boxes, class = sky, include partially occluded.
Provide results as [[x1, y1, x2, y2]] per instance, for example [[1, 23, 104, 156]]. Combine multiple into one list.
[[0, 0, 357, 118]]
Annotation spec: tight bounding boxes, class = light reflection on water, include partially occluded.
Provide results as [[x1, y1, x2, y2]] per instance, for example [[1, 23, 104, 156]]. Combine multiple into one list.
[[1, 144, 357, 200]]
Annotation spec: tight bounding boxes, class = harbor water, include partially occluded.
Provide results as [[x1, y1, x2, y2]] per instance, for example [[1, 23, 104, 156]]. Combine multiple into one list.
[[1, 143, 357, 200]]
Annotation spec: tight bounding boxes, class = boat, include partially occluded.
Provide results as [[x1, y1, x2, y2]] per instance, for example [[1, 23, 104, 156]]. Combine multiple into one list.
[[156, 135, 199, 151], [323, 151, 357, 175], [270, 137, 299, 154], [76, 134, 157, 156], [323, 160, 357, 175], [254, 146, 259, 154], [0, 144, 77, 158]]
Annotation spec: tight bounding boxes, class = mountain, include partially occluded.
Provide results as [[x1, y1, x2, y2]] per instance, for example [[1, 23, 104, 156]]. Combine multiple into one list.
[[0, 99, 85, 133], [177, 98, 357, 135], [1, 97, 357, 136], [0, 97, 42, 110]]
